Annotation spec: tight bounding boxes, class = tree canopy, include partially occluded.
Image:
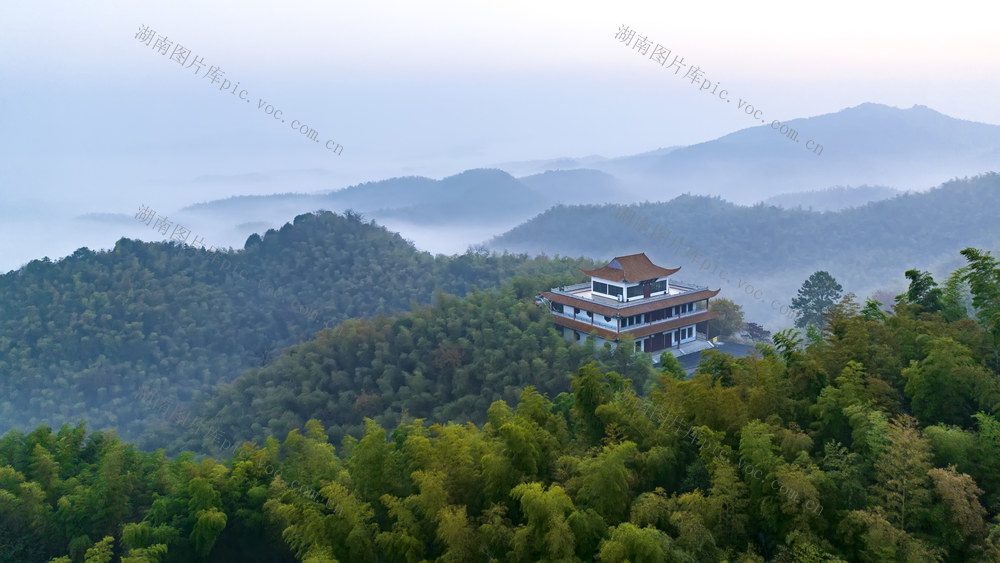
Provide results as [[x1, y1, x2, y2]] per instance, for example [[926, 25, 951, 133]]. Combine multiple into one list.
[[791, 270, 844, 329], [3, 248, 1000, 561], [0, 211, 594, 448]]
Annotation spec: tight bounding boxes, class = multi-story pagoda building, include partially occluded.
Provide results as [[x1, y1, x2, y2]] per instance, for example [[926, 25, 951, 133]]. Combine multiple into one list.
[[541, 252, 719, 355]]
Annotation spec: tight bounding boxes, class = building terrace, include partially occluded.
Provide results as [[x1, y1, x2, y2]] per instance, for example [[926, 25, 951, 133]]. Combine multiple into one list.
[[540, 252, 720, 356]]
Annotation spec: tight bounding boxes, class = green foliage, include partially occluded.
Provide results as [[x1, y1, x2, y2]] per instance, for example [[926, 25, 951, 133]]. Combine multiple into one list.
[[6, 246, 1000, 562], [870, 415, 933, 533], [961, 248, 1000, 367], [0, 211, 594, 449], [576, 442, 637, 522], [597, 522, 681, 562], [493, 173, 1000, 305], [709, 297, 745, 338], [772, 328, 804, 365], [83, 536, 114, 563], [902, 337, 991, 427], [939, 268, 972, 322], [898, 269, 943, 312], [658, 352, 687, 382], [861, 297, 888, 323], [196, 287, 608, 452], [189, 508, 227, 557], [791, 271, 844, 329], [744, 322, 772, 343], [510, 482, 577, 560]]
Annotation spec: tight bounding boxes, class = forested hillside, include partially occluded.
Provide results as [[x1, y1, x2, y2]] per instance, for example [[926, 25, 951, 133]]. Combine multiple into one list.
[[762, 185, 901, 212], [3, 247, 1000, 562], [490, 173, 1000, 326], [0, 211, 593, 442], [157, 283, 654, 455], [492, 173, 1000, 281]]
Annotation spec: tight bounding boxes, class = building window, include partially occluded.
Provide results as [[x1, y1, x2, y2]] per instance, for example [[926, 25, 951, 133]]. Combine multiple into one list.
[[607, 285, 623, 297], [624, 314, 643, 327], [592, 281, 608, 295], [575, 308, 581, 315], [627, 285, 643, 298], [587, 311, 593, 318], [575, 331, 581, 341], [652, 279, 667, 293], [604, 315, 612, 322], [552, 303, 564, 313]]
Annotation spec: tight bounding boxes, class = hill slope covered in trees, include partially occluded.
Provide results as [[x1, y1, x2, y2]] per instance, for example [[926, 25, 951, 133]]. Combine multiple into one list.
[[156, 283, 654, 455], [0, 211, 593, 443], [490, 173, 1000, 326], [4, 247, 1000, 561]]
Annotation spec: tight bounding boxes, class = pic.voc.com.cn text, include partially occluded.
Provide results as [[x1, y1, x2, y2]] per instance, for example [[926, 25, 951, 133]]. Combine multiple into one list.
[[614, 25, 823, 156]]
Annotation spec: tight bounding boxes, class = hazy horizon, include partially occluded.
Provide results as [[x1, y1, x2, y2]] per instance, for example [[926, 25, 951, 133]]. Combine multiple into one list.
[[3, 0, 999, 272]]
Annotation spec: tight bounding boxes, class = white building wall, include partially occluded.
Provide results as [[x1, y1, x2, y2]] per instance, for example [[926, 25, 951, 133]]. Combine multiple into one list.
[[552, 308, 617, 331], [591, 313, 618, 331]]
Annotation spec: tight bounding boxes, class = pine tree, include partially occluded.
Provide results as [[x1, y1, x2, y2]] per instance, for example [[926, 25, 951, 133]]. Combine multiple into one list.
[[791, 271, 843, 329]]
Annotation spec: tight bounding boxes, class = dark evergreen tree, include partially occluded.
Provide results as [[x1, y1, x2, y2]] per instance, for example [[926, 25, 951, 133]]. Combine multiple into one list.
[[790, 270, 843, 329]]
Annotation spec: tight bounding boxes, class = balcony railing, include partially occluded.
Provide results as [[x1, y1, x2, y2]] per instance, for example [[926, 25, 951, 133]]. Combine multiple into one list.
[[549, 280, 710, 310], [551, 305, 707, 332]]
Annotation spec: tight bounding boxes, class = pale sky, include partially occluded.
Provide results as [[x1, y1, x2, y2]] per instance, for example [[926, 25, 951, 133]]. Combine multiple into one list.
[[1, 0, 998, 270]]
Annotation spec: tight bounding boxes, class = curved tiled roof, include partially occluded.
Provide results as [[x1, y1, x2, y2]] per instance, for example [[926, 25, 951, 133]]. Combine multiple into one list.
[[581, 252, 679, 283]]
